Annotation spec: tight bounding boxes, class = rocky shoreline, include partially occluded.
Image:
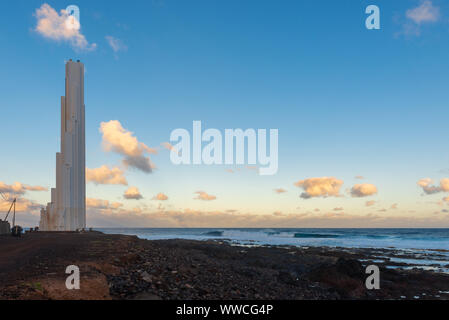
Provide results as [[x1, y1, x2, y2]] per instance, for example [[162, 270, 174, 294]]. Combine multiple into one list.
[[0, 231, 448, 300]]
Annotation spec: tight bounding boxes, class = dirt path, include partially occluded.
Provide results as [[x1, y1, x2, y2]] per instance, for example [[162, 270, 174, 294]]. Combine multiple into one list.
[[1, 232, 449, 300]]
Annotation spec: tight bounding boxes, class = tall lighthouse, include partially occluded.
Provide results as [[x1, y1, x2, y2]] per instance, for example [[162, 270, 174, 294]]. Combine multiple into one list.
[[40, 60, 86, 231]]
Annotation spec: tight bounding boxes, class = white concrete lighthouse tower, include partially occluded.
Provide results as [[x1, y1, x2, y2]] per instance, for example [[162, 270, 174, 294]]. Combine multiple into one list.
[[40, 60, 86, 231]]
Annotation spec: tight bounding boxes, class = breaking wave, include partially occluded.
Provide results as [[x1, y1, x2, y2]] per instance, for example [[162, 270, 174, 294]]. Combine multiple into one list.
[[202, 230, 224, 237], [294, 233, 339, 239]]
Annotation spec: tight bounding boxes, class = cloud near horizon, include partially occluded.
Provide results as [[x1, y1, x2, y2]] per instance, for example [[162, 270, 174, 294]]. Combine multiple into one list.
[[84, 206, 449, 228], [0, 196, 43, 214], [153, 193, 168, 201], [86, 165, 128, 185], [86, 198, 123, 210], [366, 200, 376, 207], [0, 181, 47, 196], [294, 177, 343, 199], [0, 182, 47, 217], [350, 183, 378, 198], [194, 191, 217, 201], [100, 120, 157, 173], [34, 3, 96, 51], [124, 187, 143, 200], [417, 178, 449, 195]]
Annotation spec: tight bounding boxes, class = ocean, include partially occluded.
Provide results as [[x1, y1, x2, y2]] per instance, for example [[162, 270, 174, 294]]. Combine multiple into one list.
[[97, 228, 449, 273], [96, 228, 449, 250]]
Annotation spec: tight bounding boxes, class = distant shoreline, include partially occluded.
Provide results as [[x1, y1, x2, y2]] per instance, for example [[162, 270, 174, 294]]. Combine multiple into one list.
[[1, 232, 448, 300]]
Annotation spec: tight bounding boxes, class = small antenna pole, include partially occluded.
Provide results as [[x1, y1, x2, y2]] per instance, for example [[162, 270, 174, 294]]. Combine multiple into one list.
[[12, 199, 16, 227]]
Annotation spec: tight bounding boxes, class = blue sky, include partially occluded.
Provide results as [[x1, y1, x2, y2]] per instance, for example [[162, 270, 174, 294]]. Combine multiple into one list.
[[1, 0, 449, 227]]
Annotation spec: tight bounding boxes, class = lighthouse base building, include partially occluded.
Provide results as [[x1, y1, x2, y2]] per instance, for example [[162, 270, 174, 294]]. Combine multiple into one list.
[[40, 60, 86, 231]]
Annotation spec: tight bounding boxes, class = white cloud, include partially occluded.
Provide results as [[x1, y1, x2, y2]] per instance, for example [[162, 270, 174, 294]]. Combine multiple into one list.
[[399, 1, 440, 36], [417, 178, 449, 195], [418, 177, 433, 188], [34, 4, 96, 51], [274, 188, 287, 194], [406, 1, 440, 24], [86, 165, 128, 185], [366, 200, 376, 207], [86, 198, 123, 210], [0, 196, 43, 213], [105, 36, 127, 53], [194, 191, 217, 201], [161, 142, 175, 151], [161, 142, 182, 156], [124, 187, 143, 200], [86, 207, 449, 228], [294, 177, 343, 199], [0, 181, 47, 196], [441, 178, 449, 191], [350, 183, 378, 198], [100, 120, 157, 173], [152, 193, 168, 201]]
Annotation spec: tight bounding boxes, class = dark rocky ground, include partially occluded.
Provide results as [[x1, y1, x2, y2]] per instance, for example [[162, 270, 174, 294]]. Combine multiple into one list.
[[0, 232, 448, 300]]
